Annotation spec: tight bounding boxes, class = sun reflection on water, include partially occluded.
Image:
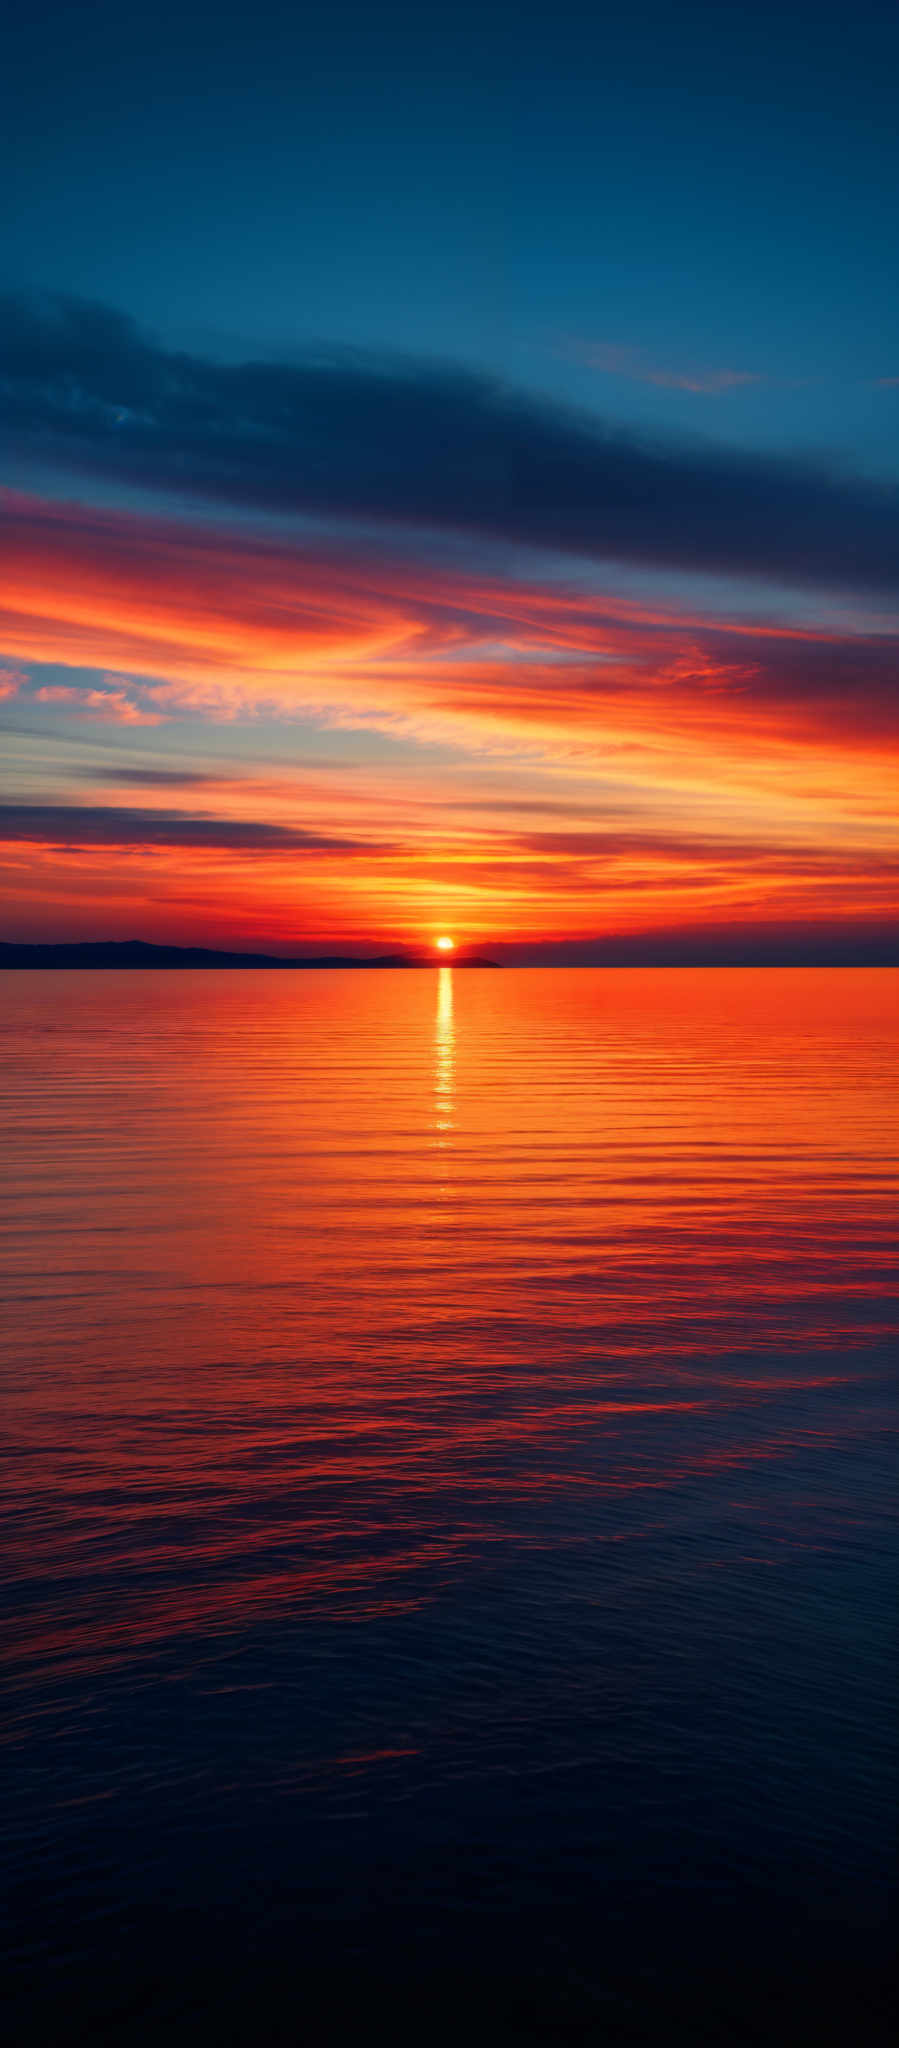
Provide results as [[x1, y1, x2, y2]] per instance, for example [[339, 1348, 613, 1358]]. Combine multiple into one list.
[[434, 963, 454, 1138]]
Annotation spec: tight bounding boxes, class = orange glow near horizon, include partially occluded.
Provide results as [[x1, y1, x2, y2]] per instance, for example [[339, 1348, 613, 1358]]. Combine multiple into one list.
[[1, 487, 897, 954]]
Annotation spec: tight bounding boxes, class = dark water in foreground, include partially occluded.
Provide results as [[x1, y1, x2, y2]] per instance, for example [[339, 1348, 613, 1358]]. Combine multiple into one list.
[[1, 968, 896, 2045]]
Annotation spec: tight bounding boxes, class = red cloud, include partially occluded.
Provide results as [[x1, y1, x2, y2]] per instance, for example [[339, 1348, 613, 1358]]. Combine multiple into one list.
[[2, 488, 896, 753]]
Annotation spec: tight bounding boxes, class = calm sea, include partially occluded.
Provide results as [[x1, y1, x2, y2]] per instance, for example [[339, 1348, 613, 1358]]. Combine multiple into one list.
[[1, 968, 896, 2044]]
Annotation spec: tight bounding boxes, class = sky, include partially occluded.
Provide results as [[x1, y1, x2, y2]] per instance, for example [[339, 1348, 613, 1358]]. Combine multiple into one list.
[[1, 0, 898, 959]]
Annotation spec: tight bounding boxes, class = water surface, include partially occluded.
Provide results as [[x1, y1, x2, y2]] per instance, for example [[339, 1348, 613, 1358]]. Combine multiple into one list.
[[1, 968, 896, 2043]]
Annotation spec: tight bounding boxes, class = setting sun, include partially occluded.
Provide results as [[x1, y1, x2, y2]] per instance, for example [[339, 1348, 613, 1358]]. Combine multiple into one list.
[[435, 936, 455, 952]]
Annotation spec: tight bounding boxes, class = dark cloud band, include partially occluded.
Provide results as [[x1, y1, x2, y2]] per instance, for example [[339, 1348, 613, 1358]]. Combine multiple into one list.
[[0, 802, 372, 852], [3, 292, 899, 597]]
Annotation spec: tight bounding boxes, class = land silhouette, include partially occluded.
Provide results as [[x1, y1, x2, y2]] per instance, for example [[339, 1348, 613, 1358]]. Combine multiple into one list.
[[0, 940, 501, 969]]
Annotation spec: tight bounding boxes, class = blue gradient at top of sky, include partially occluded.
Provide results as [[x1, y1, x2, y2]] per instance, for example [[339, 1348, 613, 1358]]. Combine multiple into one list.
[[4, 0, 898, 471]]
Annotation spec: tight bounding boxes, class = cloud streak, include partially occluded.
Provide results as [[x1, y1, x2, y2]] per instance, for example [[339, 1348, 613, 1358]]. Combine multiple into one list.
[[566, 341, 762, 395], [87, 766, 221, 787], [0, 802, 377, 854]]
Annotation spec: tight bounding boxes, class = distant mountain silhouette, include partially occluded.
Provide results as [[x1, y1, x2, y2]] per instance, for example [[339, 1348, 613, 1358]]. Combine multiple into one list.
[[0, 939, 501, 969]]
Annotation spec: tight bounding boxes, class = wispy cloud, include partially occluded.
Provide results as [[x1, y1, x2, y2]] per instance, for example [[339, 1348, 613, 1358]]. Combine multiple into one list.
[[565, 340, 762, 395], [29, 684, 164, 724]]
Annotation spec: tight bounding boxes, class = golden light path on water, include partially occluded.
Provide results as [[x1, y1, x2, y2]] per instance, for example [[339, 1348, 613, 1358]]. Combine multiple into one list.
[[434, 963, 454, 1139]]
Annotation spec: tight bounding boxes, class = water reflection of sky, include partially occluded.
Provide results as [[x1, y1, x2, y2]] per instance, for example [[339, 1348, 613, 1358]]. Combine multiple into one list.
[[1, 967, 896, 2048]]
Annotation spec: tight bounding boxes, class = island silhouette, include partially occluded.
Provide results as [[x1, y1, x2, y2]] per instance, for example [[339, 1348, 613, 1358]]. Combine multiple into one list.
[[0, 940, 501, 969]]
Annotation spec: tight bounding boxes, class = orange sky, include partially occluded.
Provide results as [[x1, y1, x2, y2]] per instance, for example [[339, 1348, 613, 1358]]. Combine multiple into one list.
[[1, 488, 897, 957]]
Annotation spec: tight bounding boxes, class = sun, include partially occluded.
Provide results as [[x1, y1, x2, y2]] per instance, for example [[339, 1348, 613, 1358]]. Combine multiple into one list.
[[435, 935, 455, 952]]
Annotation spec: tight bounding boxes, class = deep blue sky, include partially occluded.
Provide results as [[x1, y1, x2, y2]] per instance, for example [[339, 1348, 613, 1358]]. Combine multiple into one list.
[[4, 0, 898, 464]]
